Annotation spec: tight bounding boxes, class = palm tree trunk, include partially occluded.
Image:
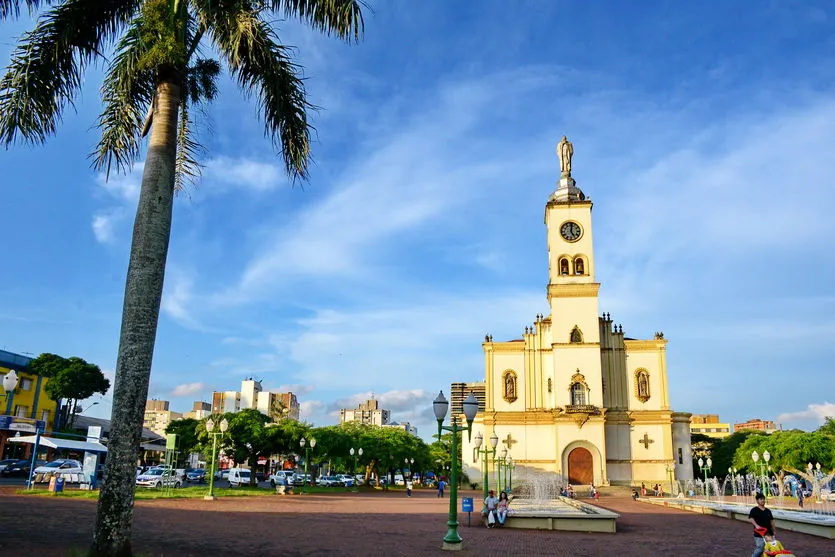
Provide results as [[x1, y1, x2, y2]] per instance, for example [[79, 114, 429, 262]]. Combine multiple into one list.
[[91, 74, 181, 557]]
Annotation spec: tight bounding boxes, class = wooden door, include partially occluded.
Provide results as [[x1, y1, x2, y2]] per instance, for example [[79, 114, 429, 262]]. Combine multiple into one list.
[[568, 447, 593, 485]]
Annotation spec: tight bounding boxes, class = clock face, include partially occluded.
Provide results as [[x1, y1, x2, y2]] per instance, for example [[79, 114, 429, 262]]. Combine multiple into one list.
[[560, 221, 582, 242]]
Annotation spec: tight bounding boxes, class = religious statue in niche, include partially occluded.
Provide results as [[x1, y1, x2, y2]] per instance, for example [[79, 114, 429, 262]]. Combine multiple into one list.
[[547, 378, 553, 393], [635, 369, 651, 403], [503, 370, 518, 403], [570, 326, 583, 344]]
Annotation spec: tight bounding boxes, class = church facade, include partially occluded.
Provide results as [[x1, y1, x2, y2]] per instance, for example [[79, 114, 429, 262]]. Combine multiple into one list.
[[462, 139, 694, 487]]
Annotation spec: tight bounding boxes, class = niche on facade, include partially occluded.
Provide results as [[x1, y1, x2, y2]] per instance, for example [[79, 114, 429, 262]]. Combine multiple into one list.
[[569, 325, 583, 344], [634, 368, 651, 403], [559, 257, 570, 276], [574, 257, 585, 275], [502, 370, 518, 403], [547, 377, 552, 393]]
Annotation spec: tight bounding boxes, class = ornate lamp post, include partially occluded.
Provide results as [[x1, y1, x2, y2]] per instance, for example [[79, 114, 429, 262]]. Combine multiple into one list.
[[1, 369, 19, 413], [506, 456, 514, 494], [665, 462, 676, 496], [752, 450, 771, 502], [300, 436, 316, 494], [728, 467, 738, 497], [472, 430, 498, 501], [350, 447, 363, 476], [204, 417, 229, 500], [698, 457, 712, 498], [433, 390, 478, 551], [496, 448, 508, 492]]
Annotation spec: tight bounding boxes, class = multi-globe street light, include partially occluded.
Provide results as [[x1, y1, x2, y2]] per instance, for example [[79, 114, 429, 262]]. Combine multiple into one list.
[[697, 457, 712, 498], [433, 390, 478, 551], [1, 369, 20, 413], [204, 417, 229, 500], [300, 437, 316, 494], [752, 450, 771, 502], [472, 430, 498, 502], [350, 447, 363, 475]]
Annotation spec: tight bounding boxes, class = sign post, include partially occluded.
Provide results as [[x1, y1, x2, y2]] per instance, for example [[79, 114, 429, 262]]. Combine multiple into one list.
[[462, 497, 474, 527]]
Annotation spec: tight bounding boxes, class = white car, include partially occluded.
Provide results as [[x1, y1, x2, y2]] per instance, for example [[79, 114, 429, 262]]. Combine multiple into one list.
[[136, 468, 182, 488], [34, 459, 83, 475]]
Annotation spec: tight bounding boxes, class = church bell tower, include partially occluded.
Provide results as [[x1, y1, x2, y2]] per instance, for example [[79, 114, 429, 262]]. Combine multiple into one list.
[[545, 137, 603, 406]]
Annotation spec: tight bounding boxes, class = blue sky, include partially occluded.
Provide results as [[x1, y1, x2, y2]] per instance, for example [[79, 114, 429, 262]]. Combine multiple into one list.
[[2, 1, 835, 439]]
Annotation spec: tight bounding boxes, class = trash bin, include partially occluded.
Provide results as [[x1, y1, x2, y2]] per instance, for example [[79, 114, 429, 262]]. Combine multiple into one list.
[[54, 477, 65, 494], [90, 474, 98, 489]]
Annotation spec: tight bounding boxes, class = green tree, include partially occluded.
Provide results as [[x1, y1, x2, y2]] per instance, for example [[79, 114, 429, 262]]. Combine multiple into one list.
[[818, 417, 835, 437], [164, 418, 201, 468], [0, 2, 364, 554], [221, 409, 280, 485], [29, 353, 110, 428]]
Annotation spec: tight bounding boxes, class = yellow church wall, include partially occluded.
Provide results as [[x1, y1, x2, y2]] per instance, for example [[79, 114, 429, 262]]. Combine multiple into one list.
[[545, 202, 596, 281], [624, 345, 669, 411], [548, 298, 601, 344], [488, 350, 526, 412], [552, 347, 604, 407]]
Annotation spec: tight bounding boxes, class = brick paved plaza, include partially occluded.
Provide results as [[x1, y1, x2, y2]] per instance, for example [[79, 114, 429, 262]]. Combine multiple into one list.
[[0, 488, 832, 556]]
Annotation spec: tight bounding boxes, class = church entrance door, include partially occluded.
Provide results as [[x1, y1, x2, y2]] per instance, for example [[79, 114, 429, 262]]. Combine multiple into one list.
[[568, 447, 593, 485]]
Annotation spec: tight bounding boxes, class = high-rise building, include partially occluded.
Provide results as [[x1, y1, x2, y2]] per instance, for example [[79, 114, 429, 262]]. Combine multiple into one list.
[[383, 421, 418, 436], [143, 399, 182, 435], [184, 401, 212, 420], [733, 418, 778, 434], [340, 398, 390, 426], [689, 414, 731, 438], [211, 379, 299, 422], [450, 382, 486, 417]]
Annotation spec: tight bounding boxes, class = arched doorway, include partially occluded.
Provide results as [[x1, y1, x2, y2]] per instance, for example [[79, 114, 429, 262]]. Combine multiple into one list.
[[567, 447, 593, 485]]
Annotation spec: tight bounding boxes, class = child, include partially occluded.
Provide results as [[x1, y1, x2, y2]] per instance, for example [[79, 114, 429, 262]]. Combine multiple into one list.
[[763, 534, 795, 557]]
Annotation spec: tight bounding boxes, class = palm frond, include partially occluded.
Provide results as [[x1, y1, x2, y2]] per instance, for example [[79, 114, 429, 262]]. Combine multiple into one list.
[[203, 5, 313, 180], [0, 0, 142, 146], [268, 0, 365, 42], [0, 0, 46, 20], [92, 20, 155, 178], [174, 100, 204, 192], [186, 58, 221, 105]]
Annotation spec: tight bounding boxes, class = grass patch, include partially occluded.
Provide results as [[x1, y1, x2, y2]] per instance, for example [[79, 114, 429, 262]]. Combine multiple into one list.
[[18, 485, 277, 500]]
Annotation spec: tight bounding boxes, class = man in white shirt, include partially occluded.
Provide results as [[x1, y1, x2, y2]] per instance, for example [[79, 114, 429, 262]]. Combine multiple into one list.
[[484, 489, 499, 528]]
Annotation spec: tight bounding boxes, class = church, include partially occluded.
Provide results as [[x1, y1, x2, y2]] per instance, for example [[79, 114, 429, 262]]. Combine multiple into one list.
[[462, 138, 694, 487]]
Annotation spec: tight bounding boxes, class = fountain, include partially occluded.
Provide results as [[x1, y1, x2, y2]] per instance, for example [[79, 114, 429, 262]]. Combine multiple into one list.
[[640, 467, 835, 539], [499, 468, 619, 533]]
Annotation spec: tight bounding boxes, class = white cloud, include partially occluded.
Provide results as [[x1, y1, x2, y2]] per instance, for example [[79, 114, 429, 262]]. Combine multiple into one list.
[[299, 400, 325, 421], [777, 402, 835, 425], [91, 210, 122, 244], [171, 382, 207, 397], [95, 163, 143, 203], [272, 384, 316, 395], [204, 157, 283, 191]]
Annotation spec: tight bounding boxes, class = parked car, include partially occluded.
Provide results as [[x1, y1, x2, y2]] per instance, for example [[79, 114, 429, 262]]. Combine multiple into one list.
[[337, 474, 355, 487], [213, 469, 230, 480], [227, 468, 253, 487], [186, 468, 206, 483], [33, 459, 83, 476], [0, 459, 18, 472], [292, 473, 311, 486], [1, 459, 47, 477], [136, 468, 182, 488], [269, 471, 295, 487]]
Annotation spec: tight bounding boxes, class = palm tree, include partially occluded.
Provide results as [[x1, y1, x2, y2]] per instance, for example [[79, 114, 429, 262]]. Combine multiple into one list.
[[0, 1, 364, 555]]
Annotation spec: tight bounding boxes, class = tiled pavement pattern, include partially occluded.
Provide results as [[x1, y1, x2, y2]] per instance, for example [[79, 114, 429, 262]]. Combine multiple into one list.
[[0, 487, 831, 556]]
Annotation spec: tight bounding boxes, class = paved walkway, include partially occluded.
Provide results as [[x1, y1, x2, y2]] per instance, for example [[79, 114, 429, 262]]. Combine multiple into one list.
[[0, 489, 832, 556]]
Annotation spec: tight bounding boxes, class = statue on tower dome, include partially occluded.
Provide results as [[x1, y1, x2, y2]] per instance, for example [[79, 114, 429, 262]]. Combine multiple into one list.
[[557, 135, 574, 177]]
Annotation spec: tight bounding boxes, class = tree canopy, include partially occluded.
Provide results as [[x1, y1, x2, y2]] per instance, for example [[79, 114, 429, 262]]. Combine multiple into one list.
[[29, 352, 110, 428]]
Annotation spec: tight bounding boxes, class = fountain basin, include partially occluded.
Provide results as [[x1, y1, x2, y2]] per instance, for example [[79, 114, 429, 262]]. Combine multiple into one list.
[[503, 497, 619, 533], [638, 498, 835, 539]]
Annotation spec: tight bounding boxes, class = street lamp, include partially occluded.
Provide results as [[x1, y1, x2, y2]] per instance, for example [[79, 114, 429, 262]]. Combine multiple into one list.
[[698, 457, 712, 498], [752, 450, 770, 502], [496, 448, 508, 492], [300, 437, 316, 494], [350, 447, 363, 475], [204, 417, 229, 500], [728, 467, 738, 497], [665, 462, 676, 496], [472, 430, 498, 502], [1, 369, 19, 413], [433, 390, 478, 551]]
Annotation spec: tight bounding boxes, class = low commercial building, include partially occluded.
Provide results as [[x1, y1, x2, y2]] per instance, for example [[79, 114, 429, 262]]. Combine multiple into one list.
[[690, 414, 732, 438], [734, 418, 779, 434], [0, 349, 57, 460]]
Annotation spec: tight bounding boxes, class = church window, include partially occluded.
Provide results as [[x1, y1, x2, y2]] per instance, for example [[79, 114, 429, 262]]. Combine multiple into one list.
[[502, 370, 518, 403], [574, 257, 585, 275], [634, 369, 651, 403], [569, 326, 583, 344], [547, 378, 552, 393], [559, 258, 569, 275], [570, 383, 586, 406]]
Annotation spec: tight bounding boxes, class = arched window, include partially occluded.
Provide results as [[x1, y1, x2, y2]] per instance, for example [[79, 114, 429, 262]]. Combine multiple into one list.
[[574, 257, 585, 275], [559, 258, 569, 275], [570, 326, 583, 344], [634, 369, 651, 403], [571, 383, 586, 406]]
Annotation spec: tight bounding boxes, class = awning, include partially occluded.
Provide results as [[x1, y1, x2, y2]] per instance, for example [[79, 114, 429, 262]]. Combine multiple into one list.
[[10, 435, 108, 453]]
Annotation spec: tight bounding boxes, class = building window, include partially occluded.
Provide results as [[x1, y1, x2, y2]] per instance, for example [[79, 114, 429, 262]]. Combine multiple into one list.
[[15, 405, 28, 417], [570, 383, 586, 405], [678, 447, 683, 464], [559, 258, 569, 275], [574, 257, 585, 275], [20, 378, 33, 391]]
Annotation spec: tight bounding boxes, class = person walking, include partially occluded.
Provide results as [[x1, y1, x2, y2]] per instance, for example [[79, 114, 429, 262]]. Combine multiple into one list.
[[796, 482, 804, 509], [406, 479, 413, 497], [749, 492, 776, 557], [437, 478, 445, 498]]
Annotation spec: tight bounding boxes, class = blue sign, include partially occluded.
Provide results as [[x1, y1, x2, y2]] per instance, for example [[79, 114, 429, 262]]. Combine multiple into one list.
[[462, 497, 474, 512], [0, 415, 45, 433]]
